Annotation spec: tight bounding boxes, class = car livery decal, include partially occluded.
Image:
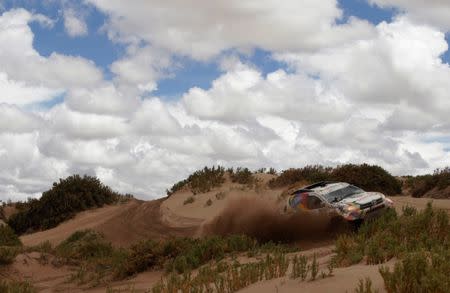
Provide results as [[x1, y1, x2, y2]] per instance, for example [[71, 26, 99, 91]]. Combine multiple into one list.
[[288, 192, 308, 210]]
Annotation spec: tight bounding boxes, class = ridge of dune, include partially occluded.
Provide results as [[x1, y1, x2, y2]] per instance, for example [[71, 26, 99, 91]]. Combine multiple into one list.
[[20, 198, 201, 248]]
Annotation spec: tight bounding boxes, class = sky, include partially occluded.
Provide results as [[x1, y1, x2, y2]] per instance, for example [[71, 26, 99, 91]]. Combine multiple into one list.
[[0, 0, 449, 200]]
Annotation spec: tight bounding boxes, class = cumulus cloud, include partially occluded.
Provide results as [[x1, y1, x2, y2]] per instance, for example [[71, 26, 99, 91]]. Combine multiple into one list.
[[277, 17, 450, 131], [63, 8, 88, 37], [0, 104, 43, 133], [0, 9, 102, 89], [87, 0, 374, 59], [0, 4, 450, 201], [370, 0, 450, 30]]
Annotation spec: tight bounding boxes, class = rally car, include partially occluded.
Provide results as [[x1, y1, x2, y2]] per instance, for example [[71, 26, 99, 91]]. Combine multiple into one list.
[[284, 181, 393, 223]]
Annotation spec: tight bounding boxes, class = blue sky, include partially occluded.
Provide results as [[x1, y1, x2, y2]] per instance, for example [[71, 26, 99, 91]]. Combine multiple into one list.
[[3, 0, 447, 99]]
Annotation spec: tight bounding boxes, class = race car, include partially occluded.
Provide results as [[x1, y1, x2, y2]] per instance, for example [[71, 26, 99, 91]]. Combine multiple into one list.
[[284, 181, 394, 223]]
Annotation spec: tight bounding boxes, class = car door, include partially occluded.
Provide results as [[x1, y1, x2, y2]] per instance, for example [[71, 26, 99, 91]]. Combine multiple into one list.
[[305, 194, 327, 213]]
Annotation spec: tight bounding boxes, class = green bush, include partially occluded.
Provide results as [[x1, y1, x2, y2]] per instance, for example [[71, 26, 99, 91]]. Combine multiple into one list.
[[334, 203, 449, 267], [8, 175, 123, 234], [205, 199, 213, 207], [0, 246, 20, 265], [116, 235, 258, 277], [56, 230, 114, 262], [167, 166, 226, 196], [268, 165, 332, 188], [379, 250, 450, 293], [0, 280, 36, 293], [230, 168, 255, 185], [268, 164, 401, 196], [354, 278, 378, 293], [0, 225, 21, 247], [406, 167, 450, 197], [183, 196, 195, 205], [331, 164, 401, 196]]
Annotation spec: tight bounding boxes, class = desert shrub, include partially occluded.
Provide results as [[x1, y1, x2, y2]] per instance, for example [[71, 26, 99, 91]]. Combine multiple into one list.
[[0, 224, 21, 247], [406, 167, 450, 197], [268, 165, 332, 188], [117, 235, 258, 277], [0, 246, 20, 265], [152, 252, 290, 293], [291, 255, 308, 280], [8, 175, 122, 234], [54, 230, 127, 285], [166, 180, 188, 197], [230, 167, 254, 185], [167, 166, 226, 196], [25, 241, 53, 254], [267, 167, 277, 175], [354, 278, 378, 293], [56, 230, 114, 262], [309, 254, 319, 281], [0, 280, 36, 293], [268, 164, 401, 196], [183, 196, 195, 205], [215, 192, 226, 200], [331, 164, 401, 196], [205, 199, 213, 207], [379, 250, 450, 293], [333, 234, 363, 266], [334, 203, 449, 267]]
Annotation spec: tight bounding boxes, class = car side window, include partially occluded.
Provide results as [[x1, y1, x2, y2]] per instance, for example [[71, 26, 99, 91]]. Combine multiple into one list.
[[306, 195, 324, 210]]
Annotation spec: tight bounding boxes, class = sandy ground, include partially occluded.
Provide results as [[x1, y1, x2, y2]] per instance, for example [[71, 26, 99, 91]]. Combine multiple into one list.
[[393, 195, 450, 213], [21, 199, 201, 248], [6, 179, 450, 292]]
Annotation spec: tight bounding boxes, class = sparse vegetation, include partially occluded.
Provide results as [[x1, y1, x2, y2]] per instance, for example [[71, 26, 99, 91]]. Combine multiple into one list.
[[268, 164, 401, 196], [151, 250, 336, 293], [215, 192, 226, 200], [0, 224, 22, 265], [0, 280, 36, 293], [8, 175, 126, 235], [291, 255, 308, 280], [334, 204, 448, 266], [0, 224, 21, 247], [205, 199, 213, 207], [267, 167, 277, 175], [354, 278, 378, 293], [268, 165, 332, 188], [405, 167, 450, 198], [379, 250, 450, 293], [331, 164, 401, 196], [167, 166, 226, 196], [36, 230, 302, 287], [0, 246, 20, 265], [230, 167, 255, 185], [183, 196, 195, 205]]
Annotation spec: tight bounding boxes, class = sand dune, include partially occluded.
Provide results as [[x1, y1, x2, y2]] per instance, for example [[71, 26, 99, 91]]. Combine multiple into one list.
[[21, 199, 200, 248], [10, 180, 450, 292]]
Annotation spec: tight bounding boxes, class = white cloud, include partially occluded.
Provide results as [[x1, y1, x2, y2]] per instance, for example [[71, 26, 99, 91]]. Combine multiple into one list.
[[0, 104, 43, 133], [182, 61, 349, 123], [370, 0, 450, 30], [0, 9, 103, 91], [110, 45, 173, 95], [1, 4, 450, 201], [63, 8, 88, 37], [277, 17, 450, 131], [87, 0, 374, 59]]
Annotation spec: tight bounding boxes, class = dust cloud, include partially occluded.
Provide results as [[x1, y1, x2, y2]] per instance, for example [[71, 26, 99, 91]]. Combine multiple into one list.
[[202, 196, 347, 243]]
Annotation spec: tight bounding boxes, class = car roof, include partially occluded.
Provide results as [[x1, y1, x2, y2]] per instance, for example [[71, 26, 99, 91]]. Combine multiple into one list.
[[291, 181, 350, 195]]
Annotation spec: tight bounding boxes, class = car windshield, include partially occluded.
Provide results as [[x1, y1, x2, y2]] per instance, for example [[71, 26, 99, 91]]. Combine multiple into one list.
[[322, 185, 364, 203]]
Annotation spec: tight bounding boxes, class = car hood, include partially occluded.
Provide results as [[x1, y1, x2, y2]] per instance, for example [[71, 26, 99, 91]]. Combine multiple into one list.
[[337, 192, 384, 206]]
